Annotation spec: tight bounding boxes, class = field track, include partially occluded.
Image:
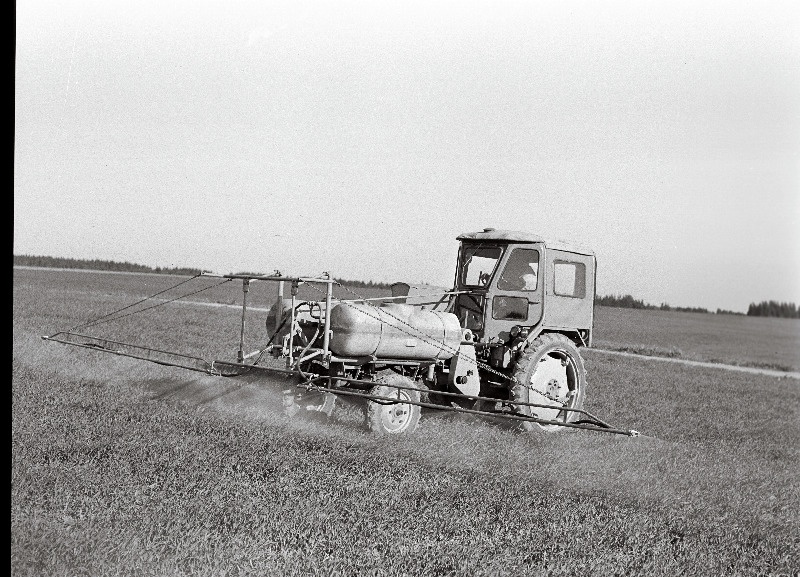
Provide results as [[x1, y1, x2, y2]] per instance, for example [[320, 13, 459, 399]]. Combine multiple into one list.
[[586, 348, 800, 379]]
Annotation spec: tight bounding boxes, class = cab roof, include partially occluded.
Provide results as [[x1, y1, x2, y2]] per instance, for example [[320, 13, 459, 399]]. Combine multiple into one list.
[[457, 228, 595, 256]]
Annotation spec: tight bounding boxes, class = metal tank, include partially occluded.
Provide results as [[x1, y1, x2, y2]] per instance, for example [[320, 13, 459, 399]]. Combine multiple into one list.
[[329, 303, 463, 360]]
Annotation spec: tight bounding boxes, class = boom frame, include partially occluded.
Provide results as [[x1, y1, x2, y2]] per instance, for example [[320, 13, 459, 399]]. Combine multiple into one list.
[[42, 271, 641, 437]]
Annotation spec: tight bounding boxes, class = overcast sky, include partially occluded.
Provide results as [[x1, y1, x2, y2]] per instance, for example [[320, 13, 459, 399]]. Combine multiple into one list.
[[14, 0, 800, 312]]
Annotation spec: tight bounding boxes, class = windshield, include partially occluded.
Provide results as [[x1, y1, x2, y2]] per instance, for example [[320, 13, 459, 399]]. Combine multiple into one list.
[[459, 245, 503, 287]]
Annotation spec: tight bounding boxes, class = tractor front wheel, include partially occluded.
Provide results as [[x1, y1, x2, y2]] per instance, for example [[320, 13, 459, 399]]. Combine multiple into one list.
[[366, 374, 421, 435], [510, 334, 587, 432]]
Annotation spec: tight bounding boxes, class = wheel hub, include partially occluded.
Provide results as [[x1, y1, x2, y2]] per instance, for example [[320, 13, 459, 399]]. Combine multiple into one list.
[[381, 391, 413, 432], [389, 405, 409, 423], [545, 378, 562, 398], [528, 354, 571, 422]]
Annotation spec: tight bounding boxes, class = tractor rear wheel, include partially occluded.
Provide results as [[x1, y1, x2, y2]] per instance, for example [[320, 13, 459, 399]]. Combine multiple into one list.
[[510, 333, 587, 432], [366, 374, 421, 435]]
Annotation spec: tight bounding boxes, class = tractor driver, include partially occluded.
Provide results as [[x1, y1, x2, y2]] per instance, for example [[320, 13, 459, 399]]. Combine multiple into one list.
[[498, 249, 539, 291]]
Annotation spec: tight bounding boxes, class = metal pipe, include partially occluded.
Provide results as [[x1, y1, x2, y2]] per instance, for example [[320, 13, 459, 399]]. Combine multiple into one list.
[[426, 364, 436, 382], [276, 280, 284, 333], [322, 274, 332, 361], [287, 281, 298, 368], [202, 272, 333, 283], [334, 290, 473, 304], [296, 350, 324, 365], [299, 372, 605, 420], [296, 379, 639, 437], [43, 333, 210, 363], [237, 279, 250, 362]]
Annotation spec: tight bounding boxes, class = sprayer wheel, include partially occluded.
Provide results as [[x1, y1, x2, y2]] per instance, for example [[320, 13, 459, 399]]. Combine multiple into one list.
[[283, 389, 336, 422], [510, 333, 587, 433], [366, 374, 421, 435], [416, 381, 446, 407]]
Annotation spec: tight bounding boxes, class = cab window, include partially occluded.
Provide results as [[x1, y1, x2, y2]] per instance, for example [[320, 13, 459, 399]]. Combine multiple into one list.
[[497, 249, 539, 291], [492, 296, 528, 320], [553, 260, 586, 298], [460, 246, 503, 287]]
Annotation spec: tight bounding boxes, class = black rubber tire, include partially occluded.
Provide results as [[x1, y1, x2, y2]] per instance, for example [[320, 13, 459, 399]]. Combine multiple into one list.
[[366, 374, 422, 435], [510, 333, 587, 432], [417, 380, 450, 408]]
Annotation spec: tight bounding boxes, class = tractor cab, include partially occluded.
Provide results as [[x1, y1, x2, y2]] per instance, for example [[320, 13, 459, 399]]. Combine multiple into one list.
[[451, 228, 596, 348]]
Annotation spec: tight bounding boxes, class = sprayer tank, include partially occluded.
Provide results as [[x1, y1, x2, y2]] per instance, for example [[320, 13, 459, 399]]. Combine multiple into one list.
[[329, 303, 462, 360]]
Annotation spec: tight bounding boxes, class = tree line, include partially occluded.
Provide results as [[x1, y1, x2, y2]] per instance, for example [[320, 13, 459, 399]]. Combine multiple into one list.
[[595, 294, 799, 317], [593, 294, 749, 315], [333, 278, 393, 290], [593, 294, 716, 314], [746, 301, 799, 318], [13, 255, 203, 276], [13, 254, 394, 288]]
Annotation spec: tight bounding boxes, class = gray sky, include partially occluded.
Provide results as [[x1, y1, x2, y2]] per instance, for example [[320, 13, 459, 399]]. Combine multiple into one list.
[[14, 0, 800, 312]]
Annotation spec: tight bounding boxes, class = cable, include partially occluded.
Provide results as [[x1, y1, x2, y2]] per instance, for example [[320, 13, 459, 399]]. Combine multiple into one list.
[[48, 276, 232, 338]]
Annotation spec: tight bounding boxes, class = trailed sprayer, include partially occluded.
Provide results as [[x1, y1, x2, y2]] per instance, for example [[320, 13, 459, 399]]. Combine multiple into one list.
[[44, 229, 639, 437]]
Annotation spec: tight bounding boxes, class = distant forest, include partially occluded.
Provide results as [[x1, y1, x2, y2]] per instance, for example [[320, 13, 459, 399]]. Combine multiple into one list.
[[594, 294, 720, 315], [13, 255, 394, 290], [595, 294, 799, 318], [746, 301, 800, 319], [14, 255, 797, 317], [14, 255, 204, 276]]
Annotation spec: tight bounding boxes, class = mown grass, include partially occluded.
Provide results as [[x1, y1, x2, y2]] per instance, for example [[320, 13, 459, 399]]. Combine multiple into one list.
[[12, 268, 800, 576]]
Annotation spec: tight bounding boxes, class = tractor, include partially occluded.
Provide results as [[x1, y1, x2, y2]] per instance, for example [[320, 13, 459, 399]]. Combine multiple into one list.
[[270, 228, 596, 435]]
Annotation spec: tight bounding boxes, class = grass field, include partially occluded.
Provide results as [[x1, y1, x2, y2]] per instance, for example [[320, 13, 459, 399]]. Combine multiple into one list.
[[594, 307, 800, 372], [12, 268, 800, 576]]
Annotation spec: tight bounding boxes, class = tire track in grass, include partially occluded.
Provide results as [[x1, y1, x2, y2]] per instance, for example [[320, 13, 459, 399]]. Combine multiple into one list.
[[159, 298, 271, 312], [586, 348, 800, 379]]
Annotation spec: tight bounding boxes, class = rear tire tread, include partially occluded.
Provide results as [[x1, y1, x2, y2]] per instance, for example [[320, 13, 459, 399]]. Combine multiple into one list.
[[510, 333, 587, 433]]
